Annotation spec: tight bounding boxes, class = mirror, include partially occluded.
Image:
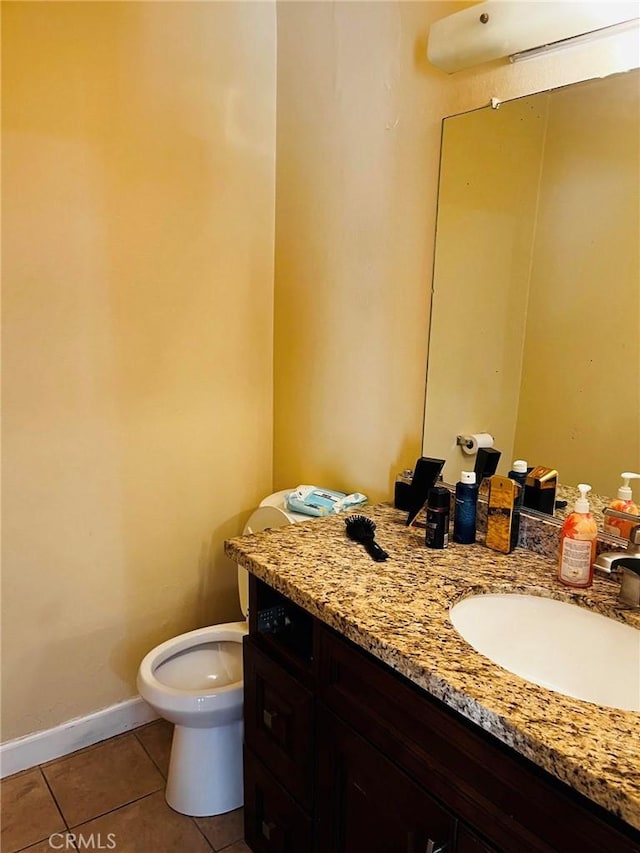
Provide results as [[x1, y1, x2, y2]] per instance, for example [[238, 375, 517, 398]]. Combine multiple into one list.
[[422, 69, 640, 516]]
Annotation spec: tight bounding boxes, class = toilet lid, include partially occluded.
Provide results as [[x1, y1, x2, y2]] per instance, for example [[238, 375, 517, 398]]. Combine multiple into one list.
[[257, 490, 310, 524], [238, 492, 310, 618], [243, 504, 299, 534], [238, 503, 300, 618]]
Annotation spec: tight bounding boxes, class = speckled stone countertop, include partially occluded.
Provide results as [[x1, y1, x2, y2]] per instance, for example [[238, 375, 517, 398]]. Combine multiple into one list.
[[225, 503, 640, 830]]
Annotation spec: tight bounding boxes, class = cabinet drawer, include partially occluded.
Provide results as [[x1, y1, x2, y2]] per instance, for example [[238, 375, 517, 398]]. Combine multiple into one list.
[[244, 637, 314, 809], [244, 747, 312, 853]]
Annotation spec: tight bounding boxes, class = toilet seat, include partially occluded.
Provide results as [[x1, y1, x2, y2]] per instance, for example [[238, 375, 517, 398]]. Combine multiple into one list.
[[154, 641, 242, 692], [137, 622, 247, 721]]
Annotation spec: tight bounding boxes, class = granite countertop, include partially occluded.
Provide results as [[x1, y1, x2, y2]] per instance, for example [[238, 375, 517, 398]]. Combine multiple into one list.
[[225, 502, 640, 830]]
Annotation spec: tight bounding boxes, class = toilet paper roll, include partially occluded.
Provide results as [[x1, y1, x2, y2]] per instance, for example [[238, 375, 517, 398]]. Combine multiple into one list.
[[461, 433, 494, 456]]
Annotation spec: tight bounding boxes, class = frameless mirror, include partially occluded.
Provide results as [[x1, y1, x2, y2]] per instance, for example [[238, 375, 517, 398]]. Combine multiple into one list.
[[422, 69, 640, 515]]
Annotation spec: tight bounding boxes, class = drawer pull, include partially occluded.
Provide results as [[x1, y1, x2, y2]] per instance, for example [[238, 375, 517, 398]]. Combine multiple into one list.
[[263, 708, 278, 730], [261, 819, 283, 843], [261, 820, 276, 839], [408, 834, 448, 853]]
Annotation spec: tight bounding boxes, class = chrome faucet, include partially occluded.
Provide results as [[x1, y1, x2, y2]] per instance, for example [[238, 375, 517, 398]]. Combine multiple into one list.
[[593, 520, 640, 608]]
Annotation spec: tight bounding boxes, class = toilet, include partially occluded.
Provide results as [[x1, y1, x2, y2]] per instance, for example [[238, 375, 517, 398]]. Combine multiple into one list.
[[137, 491, 307, 817]]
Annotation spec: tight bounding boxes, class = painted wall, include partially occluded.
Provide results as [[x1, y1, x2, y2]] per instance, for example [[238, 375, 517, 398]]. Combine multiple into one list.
[[2, 2, 276, 741], [273, 1, 452, 500], [3, 0, 638, 745], [273, 0, 640, 503], [514, 72, 640, 495]]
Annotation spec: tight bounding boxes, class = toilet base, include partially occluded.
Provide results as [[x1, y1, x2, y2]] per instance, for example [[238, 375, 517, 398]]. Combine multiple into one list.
[[165, 720, 243, 817]]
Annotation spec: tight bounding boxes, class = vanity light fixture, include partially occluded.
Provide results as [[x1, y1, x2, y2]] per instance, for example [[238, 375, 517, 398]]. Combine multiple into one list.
[[427, 1, 640, 73]]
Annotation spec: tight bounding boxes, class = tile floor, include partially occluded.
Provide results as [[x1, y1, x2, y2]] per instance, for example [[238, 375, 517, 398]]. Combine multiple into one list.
[[0, 721, 250, 853]]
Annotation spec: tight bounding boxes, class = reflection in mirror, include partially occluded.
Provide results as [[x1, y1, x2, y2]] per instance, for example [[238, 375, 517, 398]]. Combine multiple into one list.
[[423, 69, 640, 516]]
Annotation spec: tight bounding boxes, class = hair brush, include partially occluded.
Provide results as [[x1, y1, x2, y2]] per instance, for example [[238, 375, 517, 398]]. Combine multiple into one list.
[[344, 514, 389, 562]]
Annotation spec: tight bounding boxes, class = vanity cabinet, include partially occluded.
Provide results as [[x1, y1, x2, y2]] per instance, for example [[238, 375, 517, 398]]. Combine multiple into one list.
[[243, 581, 317, 853], [243, 746, 312, 853], [316, 708, 453, 853], [243, 576, 639, 853], [243, 639, 314, 811]]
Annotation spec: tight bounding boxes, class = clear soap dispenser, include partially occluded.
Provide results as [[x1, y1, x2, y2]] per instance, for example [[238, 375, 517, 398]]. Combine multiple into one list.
[[604, 472, 640, 539], [558, 484, 597, 588]]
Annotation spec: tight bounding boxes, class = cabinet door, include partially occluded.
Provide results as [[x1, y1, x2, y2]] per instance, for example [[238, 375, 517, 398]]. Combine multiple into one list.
[[244, 637, 314, 809], [316, 708, 454, 853], [456, 825, 496, 853], [244, 747, 312, 853]]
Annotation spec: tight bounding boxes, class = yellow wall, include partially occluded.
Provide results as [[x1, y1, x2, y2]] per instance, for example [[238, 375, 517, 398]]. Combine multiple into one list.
[[3, 0, 639, 744], [2, 2, 276, 741], [514, 73, 640, 495], [274, 1, 640, 503], [273, 1, 452, 499]]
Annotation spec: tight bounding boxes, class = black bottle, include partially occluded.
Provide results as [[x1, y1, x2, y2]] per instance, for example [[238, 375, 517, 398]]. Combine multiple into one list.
[[507, 460, 527, 546], [453, 471, 479, 544], [473, 447, 501, 486], [425, 486, 450, 549], [394, 469, 414, 511]]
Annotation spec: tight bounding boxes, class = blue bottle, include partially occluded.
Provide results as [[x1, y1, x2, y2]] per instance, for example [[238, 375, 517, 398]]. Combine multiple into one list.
[[508, 459, 528, 510], [453, 471, 479, 544]]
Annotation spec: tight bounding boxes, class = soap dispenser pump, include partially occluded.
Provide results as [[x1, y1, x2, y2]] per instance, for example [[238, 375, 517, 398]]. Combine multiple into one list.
[[558, 484, 597, 588], [604, 472, 640, 539]]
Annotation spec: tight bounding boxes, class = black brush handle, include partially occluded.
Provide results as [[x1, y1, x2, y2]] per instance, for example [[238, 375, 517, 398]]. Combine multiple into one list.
[[362, 538, 389, 562]]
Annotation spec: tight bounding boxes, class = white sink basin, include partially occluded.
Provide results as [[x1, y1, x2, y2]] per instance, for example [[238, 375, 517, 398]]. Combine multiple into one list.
[[450, 593, 640, 711]]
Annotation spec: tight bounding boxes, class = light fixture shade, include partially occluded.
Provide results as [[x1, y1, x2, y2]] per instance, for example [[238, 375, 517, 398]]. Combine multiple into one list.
[[427, 1, 640, 73]]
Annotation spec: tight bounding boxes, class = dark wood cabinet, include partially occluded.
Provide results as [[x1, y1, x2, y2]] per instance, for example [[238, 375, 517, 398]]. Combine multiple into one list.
[[243, 576, 640, 853], [456, 825, 497, 853], [316, 707, 454, 853], [244, 638, 314, 810], [244, 747, 312, 853]]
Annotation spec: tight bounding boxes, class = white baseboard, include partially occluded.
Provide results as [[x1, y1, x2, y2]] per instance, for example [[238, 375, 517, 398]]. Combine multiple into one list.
[[0, 696, 159, 778]]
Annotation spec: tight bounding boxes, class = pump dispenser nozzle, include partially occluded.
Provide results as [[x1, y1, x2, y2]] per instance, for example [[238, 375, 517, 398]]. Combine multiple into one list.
[[575, 483, 592, 514], [618, 472, 640, 501]]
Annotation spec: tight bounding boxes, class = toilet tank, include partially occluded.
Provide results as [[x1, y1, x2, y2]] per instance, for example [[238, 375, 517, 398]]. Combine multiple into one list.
[[238, 491, 309, 618]]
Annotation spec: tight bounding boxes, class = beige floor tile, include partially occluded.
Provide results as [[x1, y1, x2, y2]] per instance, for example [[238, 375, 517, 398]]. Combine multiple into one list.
[[135, 720, 173, 778], [194, 807, 244, 851], [19, 839, 77, 852], [42, 734, 164, 827], [74, 791, 211, 852], [218, 842, 251, 853], [0, 768, 65, 853]]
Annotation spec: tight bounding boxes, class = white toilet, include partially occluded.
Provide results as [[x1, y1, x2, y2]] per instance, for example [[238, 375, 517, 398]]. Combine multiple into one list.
[[137, 491, 307, 817]]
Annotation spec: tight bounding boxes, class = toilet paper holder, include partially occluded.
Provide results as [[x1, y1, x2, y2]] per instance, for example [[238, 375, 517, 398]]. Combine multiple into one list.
[[456, 434, 475, 450], [456, 433, 495, 455]]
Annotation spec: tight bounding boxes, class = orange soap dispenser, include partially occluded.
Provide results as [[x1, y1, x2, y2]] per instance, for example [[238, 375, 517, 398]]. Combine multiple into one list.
[[604, 472, 640, 539], [558, 484, 598, 588]]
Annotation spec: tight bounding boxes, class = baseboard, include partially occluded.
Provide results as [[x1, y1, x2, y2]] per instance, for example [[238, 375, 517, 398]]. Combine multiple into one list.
[[0, 696, 159, 778]]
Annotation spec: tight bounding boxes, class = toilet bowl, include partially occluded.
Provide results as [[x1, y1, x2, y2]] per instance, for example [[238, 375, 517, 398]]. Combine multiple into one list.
[[137, 491, 307, 817], [137, 622, 246, 816]]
